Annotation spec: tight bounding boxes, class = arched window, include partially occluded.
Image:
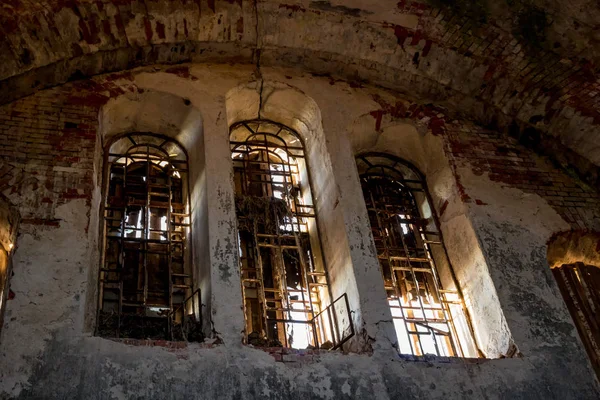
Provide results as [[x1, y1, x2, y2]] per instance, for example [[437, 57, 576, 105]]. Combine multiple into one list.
[[356, 153, 478, 357], [97, 133, 201, 342], [230, 120, 339, 349]]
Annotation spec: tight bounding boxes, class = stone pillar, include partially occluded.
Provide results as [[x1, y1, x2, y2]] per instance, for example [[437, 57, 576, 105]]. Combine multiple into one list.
[[322, 124, 398, 352], [203, 110, 245, 344]]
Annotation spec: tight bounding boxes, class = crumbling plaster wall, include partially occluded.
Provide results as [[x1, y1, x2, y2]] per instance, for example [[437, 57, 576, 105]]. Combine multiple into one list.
[[96, 88, 215, 336], [346, 117, 511, 357], [224, 80, 396, 351], [3, 0, 600, 193], [459, 168, 573, 355], [0, 64, 598, 398]]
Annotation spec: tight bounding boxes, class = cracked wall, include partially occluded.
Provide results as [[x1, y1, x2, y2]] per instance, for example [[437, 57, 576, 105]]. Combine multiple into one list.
[[3, 0, 600, 193], [0, 64, 598, 399]]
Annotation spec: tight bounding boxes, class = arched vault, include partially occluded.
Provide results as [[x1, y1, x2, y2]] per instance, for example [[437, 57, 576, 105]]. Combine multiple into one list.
[[3, 1, 600, 188]]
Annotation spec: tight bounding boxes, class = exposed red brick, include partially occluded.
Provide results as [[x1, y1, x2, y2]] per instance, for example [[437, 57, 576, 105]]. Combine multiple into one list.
[[0, 85, 97, 223], [164, 66, 198, 81], [65, 92, 110, 108], [20, 219, 61, 227], [78, 18, 101, 45], [484, 64, 497, 82], [114, 13, 125, 33], [144, 18, 153, 41], [207, 0, 215, 12], [279, 4, 306, 13], [156, 21, 166, 39], [439, 199, 449, 217], [236, 17, 244, 35], [443, 122, 600, 230], [429, 118, 445, 136], [102, 19, 111, 37], [392, 25, 410, 49], [369, 110, 384, 131], [422, 40, 433, 57]]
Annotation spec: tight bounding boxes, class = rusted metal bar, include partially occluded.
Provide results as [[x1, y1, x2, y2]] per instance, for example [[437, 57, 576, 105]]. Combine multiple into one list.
[[232, 120, 348, 349], [357, 152, 479, 357], [97, 133, 198, 341]]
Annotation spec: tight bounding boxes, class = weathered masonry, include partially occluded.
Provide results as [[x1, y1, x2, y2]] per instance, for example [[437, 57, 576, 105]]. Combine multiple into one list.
[[1, 1, 600, 399]]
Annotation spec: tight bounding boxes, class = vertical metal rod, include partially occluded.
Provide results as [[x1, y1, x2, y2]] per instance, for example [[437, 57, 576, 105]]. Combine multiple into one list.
[[420, 171, 481, 356], [326, 302, 336, 346], [253, 223, 268, 337], [368, 183, 415, 355], [396, 215, 429, 355], [264, 135, 288, 343], [167, 155, 174, 340], [118, 156, 129, 338], [358, 154, 479, 357], [420, 231, 460, 356], [99, 134, 192, 341], [143, 146, 150, 310], [231, 121, 334, 348]]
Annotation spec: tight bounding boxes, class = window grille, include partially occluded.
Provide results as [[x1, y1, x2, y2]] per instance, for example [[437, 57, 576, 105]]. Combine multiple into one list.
[[553, 262, 600, 378], [97, 133, 201, 342], [231, 120, 353, 350], [356, 153, 478, 357]]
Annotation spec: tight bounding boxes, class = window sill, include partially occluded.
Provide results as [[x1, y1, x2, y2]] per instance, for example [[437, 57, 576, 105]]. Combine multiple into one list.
[[397, 353, 489, 364], [106, 338, 214, 350], [256, 346, 336, 363]]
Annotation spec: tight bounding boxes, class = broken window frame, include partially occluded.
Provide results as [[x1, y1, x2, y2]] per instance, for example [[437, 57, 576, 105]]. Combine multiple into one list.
[[230, 120, 353, 350], [96, 132, 202, 342], [356, 152, 479, 357]]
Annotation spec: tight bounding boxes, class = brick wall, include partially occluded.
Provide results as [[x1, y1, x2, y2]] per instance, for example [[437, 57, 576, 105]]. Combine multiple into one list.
[[365, 92, 600, 232], [0, 88, 97, 226], [1, 0, 600, 190], [0, 67, 598, 238], [443, 120, 600, 231]]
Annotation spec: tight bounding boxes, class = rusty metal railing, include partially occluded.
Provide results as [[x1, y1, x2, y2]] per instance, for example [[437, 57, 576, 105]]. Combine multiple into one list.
[[265, 293, 354, 350]]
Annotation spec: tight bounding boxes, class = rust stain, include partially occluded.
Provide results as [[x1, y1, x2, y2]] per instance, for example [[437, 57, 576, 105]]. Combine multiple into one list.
[[144, 18, 153, 41], [236, 16, 243, 35], [156, 21, 166, 39], [439, 199, 449, 217]]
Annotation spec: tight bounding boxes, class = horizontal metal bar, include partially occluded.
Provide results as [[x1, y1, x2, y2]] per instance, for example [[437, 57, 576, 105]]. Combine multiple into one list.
[[391, 266, 434, 273], [389, 256, 430, 262]]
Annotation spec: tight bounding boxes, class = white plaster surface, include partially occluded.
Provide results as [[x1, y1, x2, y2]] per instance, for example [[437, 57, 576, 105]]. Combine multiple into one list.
[[0, 65, 598, 399]]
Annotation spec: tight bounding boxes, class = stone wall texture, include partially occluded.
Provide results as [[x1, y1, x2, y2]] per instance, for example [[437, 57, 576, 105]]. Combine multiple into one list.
[[0, 1, 600, 399], [1, 1, 600, 187]]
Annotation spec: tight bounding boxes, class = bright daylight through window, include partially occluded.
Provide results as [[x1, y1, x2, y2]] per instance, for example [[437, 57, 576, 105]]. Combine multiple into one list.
[[357, 153, 479, 357], [231, 120, 353, 350], [97, 133, 201, 342]]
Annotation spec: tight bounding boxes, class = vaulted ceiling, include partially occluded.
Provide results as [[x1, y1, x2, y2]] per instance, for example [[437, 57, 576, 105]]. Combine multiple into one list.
[[1, 0, 600, 185]]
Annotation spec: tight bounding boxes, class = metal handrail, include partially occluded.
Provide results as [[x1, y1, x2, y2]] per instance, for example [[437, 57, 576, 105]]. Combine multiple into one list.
[[168, 288, 202, 342], [312, 293, 354, 350], [268, 293, 354, 350]]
